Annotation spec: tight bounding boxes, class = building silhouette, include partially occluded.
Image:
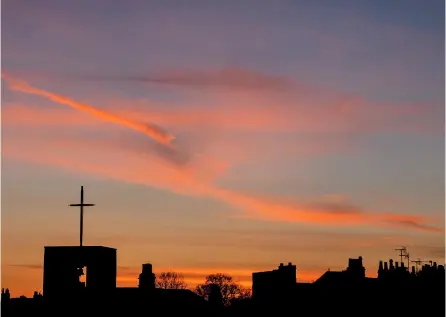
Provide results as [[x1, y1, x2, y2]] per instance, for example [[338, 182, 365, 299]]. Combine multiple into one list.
[[248, 255, 445, 315], [252, 262, 297, 300], [2, 187, 444, 316], [43, 246, 117, 300]]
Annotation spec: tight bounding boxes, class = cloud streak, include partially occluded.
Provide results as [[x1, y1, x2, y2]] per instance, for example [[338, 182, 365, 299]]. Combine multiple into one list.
[[3, 70, 441, 137], [4, 133, 442, 234], [2, 73, 175, 145], [10, 68, 293, 92], [3, 75, 443, 233], [93, 68, 292, 91]]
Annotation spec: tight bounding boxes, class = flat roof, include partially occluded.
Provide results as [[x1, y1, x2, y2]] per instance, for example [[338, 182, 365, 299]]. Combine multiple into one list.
[[44, 246, 116, 250]]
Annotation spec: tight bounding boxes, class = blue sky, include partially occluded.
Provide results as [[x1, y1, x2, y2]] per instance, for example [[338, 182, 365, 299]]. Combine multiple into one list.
[[2, 0, 444, 296]]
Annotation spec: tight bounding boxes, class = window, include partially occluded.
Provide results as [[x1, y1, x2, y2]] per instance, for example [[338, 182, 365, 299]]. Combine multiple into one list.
[[78, 266, 87, 287]]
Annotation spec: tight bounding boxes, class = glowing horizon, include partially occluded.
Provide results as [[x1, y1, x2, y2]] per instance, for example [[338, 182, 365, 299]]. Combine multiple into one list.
[[2, 0, 444, 298]]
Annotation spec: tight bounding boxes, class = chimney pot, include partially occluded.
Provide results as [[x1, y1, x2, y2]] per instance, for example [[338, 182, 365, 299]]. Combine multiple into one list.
[[142, 263, 153, 274], [279, 263, 284, 267], [288, 262, 292, 266]]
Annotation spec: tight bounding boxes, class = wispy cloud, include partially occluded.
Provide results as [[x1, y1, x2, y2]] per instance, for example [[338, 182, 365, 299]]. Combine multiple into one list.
[[387, 220, 445, 233], [2, 73, 175, 145], [4, 133, 442, 233], [3, 73, 443, 233], [4, 70, 441, 137], [6, 264, 42, 270], [76, 68, 293, 92], [3, 67, 441, 171]]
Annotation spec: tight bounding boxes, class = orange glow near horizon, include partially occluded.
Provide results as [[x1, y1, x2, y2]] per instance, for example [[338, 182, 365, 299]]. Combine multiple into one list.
[[1, 264, 357, 298]]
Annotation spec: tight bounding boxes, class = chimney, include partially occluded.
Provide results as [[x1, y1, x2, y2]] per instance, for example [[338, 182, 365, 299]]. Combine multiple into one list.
[[279, 263, 284, 268], [395, 262, 399, 269], [139, 263, 155, 289], [384, 262, 389, 271], [433, 262, 437, 268], [288, 262, 292, 266], [142, 263, 153, 274], [411, 266, 415, 274], [378, 261, 384, 277], [401, 262, 405, 268], [389, 259, 394, 270]]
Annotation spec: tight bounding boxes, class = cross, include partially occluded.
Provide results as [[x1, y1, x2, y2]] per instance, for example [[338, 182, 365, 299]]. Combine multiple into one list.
[[69, 186, 95, 247]]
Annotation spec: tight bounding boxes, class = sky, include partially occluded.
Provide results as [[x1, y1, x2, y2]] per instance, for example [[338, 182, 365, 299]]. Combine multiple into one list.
[[2, 0, 445, 297]]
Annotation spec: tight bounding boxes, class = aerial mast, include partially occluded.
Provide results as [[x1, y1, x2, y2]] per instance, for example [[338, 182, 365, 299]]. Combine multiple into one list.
[[404, 251, 410, 270], [394, 246, 407, 267], [410, 258, 430, 273]]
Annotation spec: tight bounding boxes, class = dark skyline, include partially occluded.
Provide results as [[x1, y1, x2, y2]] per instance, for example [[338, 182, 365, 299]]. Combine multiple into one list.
[[2, 0, 445, 297], [2, 242, 444, 316]]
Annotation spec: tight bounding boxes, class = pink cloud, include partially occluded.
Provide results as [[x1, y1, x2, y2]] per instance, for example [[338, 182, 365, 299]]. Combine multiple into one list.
[[3, 73, 443, 233], [3, 67, 439, 168], [3, 130, 443, 234], [3, 69, 440, 137]]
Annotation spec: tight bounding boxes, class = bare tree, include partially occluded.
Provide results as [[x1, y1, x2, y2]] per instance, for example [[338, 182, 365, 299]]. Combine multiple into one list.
[[195, 273, 251, 306], [155, 271, 188, 289]]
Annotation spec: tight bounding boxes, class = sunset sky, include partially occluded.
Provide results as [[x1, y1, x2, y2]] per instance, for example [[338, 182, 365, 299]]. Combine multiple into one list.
[[2, 0, 444, 297]]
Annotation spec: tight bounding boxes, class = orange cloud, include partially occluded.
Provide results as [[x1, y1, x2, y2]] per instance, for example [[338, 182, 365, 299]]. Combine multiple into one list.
[[213, 189, 443, 232], [2, 103, 102, 127], [1, 103, 353, 168], [3, 70, 440, 137], [3, 69, 439, 176], [3, 75, 443, 233], [3, 132, 442, 234], [2, 73, 175, 145]]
